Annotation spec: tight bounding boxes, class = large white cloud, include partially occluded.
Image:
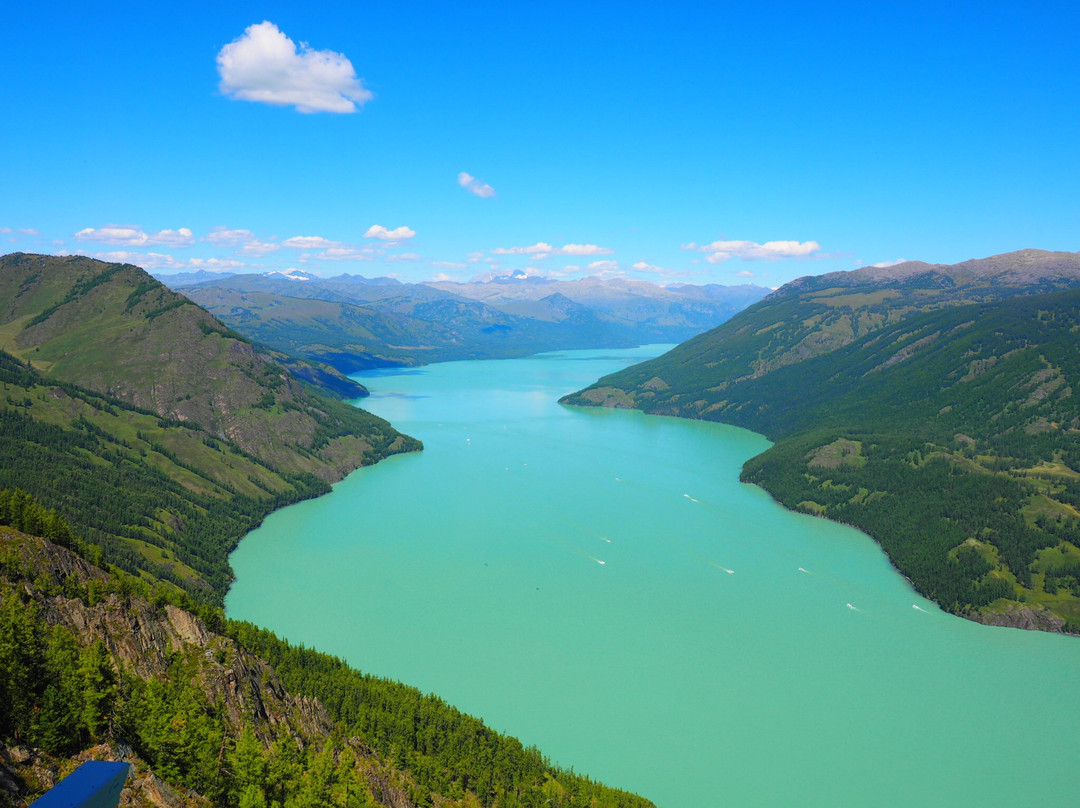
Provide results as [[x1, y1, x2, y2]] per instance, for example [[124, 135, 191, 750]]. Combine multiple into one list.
[[458, 172, 496, 198], [217, 21, 373, 114], [683, 239, 821, 263], [364, 225, 416, 241], [74, 226, 195, 248]]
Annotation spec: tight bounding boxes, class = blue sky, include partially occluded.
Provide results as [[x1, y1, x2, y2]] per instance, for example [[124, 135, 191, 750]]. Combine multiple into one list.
[[2, 2, 1077, 287]]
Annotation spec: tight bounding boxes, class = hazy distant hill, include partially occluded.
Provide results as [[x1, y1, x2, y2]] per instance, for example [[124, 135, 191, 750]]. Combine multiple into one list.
[[168, 270, 769, 369], [0, 253, 419, 599], [564, 250, 1080, 632]]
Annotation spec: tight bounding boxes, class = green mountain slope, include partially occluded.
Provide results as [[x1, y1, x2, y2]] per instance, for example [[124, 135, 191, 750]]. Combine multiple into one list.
[[0, 517, 656, 808], [573, 249, 1080, 413], [564, 252, 1080, 632], [0, 254, 420, 601]]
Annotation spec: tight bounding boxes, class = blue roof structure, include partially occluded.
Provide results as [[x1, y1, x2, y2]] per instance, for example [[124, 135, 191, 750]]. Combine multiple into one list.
[[29, 761, 129, 808]]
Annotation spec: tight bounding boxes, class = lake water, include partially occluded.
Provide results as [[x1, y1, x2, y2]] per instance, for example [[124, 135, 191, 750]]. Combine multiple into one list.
[[227, 346, 1080, 807]]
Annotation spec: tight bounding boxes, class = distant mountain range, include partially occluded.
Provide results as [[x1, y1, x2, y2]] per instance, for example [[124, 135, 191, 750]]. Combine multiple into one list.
[[160, 270, 770, 370], [564, 249, 1080, 633]]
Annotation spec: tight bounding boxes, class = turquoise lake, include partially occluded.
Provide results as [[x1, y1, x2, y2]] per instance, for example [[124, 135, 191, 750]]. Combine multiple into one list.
[[227, 346, 1080, 807]]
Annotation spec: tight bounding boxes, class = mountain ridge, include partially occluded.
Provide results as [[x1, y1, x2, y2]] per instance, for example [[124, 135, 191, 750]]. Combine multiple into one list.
[[169, 270, 770, 370]]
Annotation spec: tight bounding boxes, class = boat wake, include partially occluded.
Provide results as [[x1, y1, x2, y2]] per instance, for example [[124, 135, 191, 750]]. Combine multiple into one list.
[[846, 603, 860, 611], [683, 493, 699, 503], [912, 604, 929, 613]]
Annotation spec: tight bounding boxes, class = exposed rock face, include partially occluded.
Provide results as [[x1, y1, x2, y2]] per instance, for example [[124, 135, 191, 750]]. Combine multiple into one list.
[[969, 603, 1067, 633]]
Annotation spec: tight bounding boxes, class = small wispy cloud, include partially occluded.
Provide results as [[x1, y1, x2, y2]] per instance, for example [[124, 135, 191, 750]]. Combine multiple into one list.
[[364, 225, 416, 241], [239, 240, 281, 256], [430, 261, 467, 270], [682, 239, 822, 263], [74, 226, 195, 248], [872, 258, 910, 268], [281, 235, 342, 249], [560, 244, 612, 256], [0, 227, 40, 236], [458, 172, 496, 198], [491, 242, 553, 256], [587, 260, 619, 272], [204, 227, 257, 246], [77, 251, 247, 273], [490, 242, 613, 258], [217, 21, 373, 114], [309, 247, 376, 261]]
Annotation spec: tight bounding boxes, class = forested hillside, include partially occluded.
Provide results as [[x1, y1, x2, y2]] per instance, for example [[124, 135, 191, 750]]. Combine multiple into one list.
[[0, 508, 656, 808], [0, 254, 420, 602], [564, 252, 1080, 632]]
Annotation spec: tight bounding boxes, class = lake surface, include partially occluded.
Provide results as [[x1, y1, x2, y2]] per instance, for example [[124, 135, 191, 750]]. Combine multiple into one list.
[[227, 346, 1080, 807]]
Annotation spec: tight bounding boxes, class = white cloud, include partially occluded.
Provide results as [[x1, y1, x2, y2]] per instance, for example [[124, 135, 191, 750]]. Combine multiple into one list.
[[683, 239, 822, 263], [312, 247, 375, 261], [78, 251, 250, 273], [239, 240, 281, 256], [364, 225, 416, 241], [492, 242, 553, 256], [430, 261, 466, 270], [587, 260, 619, 272], [458, 172, 496, 198], [560, 243, 612, 256], [735, 270, 755, 278], [217, 21, 372, 114], [466, 252, 485, 263], [489, 242, 612, 259], [385, 253, 422, 263], [0, 227, 39, 236], [281, 235, 342, 249], [74, 226, 195, 248], [872, 258, 910, 268], [430, 272, 456, 282], [204, 227, 257, 246], [89, 251, 184, 270]]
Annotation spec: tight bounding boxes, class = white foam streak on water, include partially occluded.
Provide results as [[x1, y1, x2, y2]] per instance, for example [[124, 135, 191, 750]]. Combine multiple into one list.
[[227, 347, 1080, 808]]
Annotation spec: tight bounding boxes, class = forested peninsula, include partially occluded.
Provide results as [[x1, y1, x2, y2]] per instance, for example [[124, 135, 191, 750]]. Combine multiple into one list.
[[0, 253, 656, 806], [563, 249, 1080, 633]]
